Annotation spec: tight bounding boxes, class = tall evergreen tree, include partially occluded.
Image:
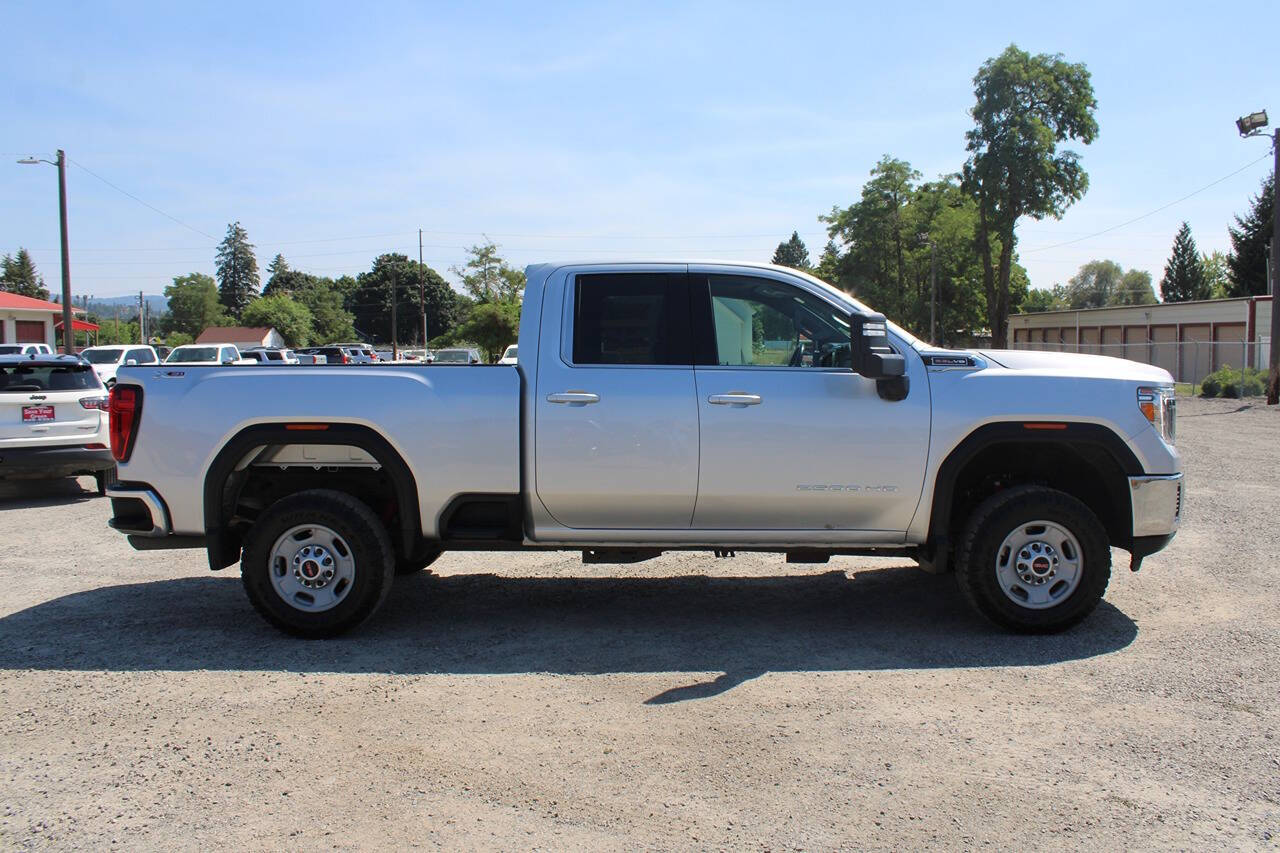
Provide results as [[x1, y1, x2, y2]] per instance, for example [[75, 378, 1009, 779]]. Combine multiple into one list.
[[0, 248, 51, 300], [1160, 222, 1209, 302], [813, 240, 841, 285], [771, 231, 810, 269], [264, 253, 290, 291], [215, 222, 260, 319], [1226, 171, 1274, 297]]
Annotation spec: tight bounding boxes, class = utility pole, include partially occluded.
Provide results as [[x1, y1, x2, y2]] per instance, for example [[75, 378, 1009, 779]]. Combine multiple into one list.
[[138, 291, 145, 345], [929, 239, 938, 346], [390, 268, 398, 359], [16, 150, 73, 352], [419, 229, 428, 348]]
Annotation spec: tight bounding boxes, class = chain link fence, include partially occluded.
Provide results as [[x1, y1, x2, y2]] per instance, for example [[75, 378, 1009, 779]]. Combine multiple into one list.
[[1010, 339, 1272, 396]]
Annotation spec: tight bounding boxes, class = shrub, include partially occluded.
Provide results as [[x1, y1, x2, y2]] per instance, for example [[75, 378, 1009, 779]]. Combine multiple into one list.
[[1200, 364, 1267, 397]]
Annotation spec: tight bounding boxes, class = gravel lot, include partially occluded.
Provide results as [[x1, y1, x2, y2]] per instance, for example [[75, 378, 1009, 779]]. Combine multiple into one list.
[[1, 395, 1277, 849]]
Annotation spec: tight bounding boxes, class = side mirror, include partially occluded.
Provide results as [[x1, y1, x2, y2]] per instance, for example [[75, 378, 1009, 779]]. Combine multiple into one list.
[[222, 359, 235, 365], [851, 313, 906, 379], [125, 358, 138, 366]]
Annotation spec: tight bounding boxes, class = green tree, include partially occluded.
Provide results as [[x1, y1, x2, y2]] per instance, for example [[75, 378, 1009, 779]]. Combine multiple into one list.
[[1114, 269, 1157, 306], [451, 241, 525, 303], [812, 240, 841, 285], [1226, 171, 1274, 297], [353, 254, 465, 345], [1202, 250, 1230, 299], [444, 300, 521, 362], [165, 331, 194, 347], [265, 253, 290, 290], [1064, 260, 1122, 308], [1019, 284, 1068, 313], [0, 248, 50, 300], [96, 318, 140, 345], [963, 44, 1098, 346], [1160, 222, 1209, 302], [262, 270, 358, 343], [215, 221, 260, 319], [241, 294, 313, 347], [164, 272, 225, 337], [771, 231, 810, 269]]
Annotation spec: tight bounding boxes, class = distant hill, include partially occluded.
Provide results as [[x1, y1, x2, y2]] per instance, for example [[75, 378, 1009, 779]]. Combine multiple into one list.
[[83, 295, 168, 317]]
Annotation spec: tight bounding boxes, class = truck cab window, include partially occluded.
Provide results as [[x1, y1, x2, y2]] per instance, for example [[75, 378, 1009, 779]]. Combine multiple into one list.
[[705, 275, 851, 368], [571, 273, 691, 365]]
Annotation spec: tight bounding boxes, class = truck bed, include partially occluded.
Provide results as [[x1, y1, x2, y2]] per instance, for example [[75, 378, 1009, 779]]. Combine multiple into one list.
[[116, 364, 521, 538]]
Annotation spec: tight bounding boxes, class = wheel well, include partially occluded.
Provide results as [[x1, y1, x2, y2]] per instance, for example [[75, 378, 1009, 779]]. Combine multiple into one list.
[[926, 424, 1139, 572], [203, 424, 421, 571]]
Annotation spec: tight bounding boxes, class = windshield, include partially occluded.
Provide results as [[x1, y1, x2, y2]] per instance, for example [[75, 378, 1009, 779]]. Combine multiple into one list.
[[166, 346, 220, 363], [82, 348, 125, 364], [434, 350, 471, 363]]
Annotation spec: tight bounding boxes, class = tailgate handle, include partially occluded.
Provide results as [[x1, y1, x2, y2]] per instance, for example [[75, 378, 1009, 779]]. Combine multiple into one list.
[[708, 392, 762, 406], [546, 391, 599, 405]]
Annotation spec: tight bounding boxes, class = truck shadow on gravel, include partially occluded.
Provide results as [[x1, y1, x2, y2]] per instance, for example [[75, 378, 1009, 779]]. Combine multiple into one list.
[[0, 477, 99, 509], [0, 567, 1137, 701]]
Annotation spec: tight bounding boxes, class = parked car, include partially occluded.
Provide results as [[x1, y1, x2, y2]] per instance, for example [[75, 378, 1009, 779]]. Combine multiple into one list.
[[329, 344, 376, 364], [0, 354, 115, 494], [163, 344, 250, 365], [433, 347, 483, 364], [106, 261, 1182, 638], [308, 346, 352, 365], [244, 347, 300, 365], [79, 345, 161, 388], [295, 353, 327, 365], [0, 343, 55, 356], [497, 344, 518, 365]]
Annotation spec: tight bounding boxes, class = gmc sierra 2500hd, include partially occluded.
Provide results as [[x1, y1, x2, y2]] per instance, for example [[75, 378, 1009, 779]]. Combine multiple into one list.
[[106, 262, 1181, 637]]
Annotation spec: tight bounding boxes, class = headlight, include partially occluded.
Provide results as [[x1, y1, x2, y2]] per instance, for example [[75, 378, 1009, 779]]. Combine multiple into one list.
[[1137, 386, 1176, 444]]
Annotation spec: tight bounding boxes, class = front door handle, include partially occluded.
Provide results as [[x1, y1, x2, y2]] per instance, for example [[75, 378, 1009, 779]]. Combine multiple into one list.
[[708, 392, 762, 406], [546, 391, 600, 405]]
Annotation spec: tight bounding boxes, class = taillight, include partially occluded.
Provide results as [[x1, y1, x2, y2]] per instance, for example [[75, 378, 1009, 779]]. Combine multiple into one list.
[[342, 353, 350, 364], [80, 395, 109, 410], [108, 385, 143, 462]]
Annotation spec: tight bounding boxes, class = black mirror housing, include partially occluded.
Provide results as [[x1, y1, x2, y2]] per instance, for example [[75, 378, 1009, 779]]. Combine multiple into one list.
[[851, 312, 904, 379]]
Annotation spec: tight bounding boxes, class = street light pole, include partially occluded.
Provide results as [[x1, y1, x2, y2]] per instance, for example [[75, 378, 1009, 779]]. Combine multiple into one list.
[[1236, 110, 1280, 404], [55, 150, 73, 354], [17, 149, 74, 354], [1270, 127, 1280, 404]]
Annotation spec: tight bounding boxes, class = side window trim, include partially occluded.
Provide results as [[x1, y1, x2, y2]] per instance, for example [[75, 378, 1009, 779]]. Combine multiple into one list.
[[560, 270, 694, 368], [690, 272, 856, 371]]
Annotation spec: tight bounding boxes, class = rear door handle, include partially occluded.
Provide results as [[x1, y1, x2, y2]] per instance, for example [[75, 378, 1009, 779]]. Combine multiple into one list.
[[546, 391, 600, 405], [708, 392, 762, 406]]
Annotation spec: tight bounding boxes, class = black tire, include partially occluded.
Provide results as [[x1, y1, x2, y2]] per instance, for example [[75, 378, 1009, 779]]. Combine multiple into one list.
[[955, 485, 1111, 633], [395, 547, 443, 576], [240, 489, 395, 638]]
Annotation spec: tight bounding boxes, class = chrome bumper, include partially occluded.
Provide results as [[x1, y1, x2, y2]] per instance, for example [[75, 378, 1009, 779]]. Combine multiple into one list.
[[106, 484, 172, 538], [1129, 474, 1182, 537]]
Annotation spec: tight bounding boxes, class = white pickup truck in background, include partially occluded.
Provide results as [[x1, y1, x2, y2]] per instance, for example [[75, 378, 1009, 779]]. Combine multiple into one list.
[[105, 262, 1182, 637]]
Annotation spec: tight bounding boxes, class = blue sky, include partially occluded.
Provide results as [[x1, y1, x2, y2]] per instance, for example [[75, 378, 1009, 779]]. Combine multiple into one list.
[[2, 0, 1277, 301]]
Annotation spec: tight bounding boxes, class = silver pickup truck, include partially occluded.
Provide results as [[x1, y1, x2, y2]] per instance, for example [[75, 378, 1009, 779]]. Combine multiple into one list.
[[106, 262, 1182, 637]]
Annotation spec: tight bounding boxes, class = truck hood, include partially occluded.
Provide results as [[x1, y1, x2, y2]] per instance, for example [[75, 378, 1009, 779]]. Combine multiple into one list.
[[978, 348, 1173, 384]]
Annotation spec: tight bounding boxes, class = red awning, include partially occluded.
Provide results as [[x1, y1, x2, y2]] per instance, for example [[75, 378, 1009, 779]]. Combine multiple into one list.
[[54, 318, 100, 332]]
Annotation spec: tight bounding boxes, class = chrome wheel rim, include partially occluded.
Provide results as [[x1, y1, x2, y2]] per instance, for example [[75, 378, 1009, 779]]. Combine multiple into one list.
[[994, 519, 1083, 610], [268, 524, 356, 613]]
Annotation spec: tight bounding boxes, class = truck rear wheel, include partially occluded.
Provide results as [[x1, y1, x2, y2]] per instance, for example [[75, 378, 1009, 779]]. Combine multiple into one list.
[[955, 485, 1111, 633], [241, 489, 395, 638]]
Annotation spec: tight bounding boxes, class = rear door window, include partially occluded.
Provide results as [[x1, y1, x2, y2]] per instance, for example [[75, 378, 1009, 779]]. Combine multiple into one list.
[[0, 363, 99, 392], [571, 273, 691, 365]]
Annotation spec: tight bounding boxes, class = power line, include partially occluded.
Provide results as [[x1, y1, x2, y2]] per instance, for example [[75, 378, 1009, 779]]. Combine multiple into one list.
[[67, 157, 219, 240], [1021, 153, 1272, 255]]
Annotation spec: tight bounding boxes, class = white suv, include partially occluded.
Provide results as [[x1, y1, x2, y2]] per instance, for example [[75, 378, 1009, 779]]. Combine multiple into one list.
[[0, 354, 115, 494], [80, 345, 160, 387], [0, 343, 55, 356]]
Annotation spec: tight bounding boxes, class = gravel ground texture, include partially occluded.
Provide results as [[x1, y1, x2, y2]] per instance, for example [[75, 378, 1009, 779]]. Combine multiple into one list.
[[0, 395, 1277, 850]]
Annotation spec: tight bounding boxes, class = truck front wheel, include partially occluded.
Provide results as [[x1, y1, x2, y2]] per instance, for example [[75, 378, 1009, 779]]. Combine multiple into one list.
[[955, 485, 1111, 633], [241, 489, 395, 638]]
